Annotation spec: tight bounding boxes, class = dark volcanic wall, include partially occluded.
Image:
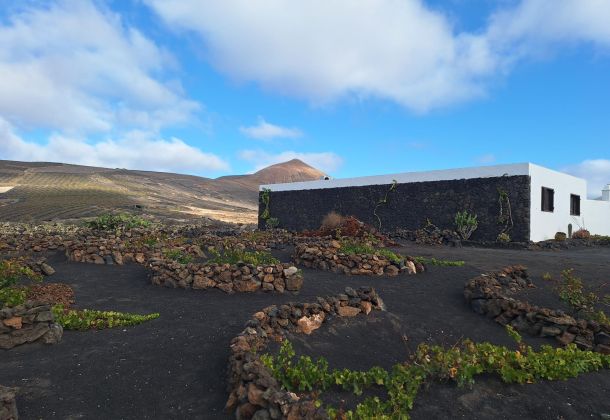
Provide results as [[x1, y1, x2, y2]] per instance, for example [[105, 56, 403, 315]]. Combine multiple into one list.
[[259, 176, 531, 242]]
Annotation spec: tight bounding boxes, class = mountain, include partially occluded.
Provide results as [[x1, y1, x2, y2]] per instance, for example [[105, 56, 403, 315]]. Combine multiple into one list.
[[0, 159, 326, 224]]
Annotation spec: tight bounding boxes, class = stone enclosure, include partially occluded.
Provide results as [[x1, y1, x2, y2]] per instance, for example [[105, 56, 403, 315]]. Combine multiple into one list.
[[293, 241, 422, 276], [464, 266, 610, 353], [226, 286, 385, 419]]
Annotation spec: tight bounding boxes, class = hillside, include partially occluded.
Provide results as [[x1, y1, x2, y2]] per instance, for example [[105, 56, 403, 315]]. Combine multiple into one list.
[[0, 159, 326, 224]]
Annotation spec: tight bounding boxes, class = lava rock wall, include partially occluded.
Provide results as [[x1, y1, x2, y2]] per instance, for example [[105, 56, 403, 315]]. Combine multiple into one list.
[[260, 175, 531, 242]]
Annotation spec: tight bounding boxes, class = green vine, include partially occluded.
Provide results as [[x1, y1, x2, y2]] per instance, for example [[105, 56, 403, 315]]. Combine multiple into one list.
[[373, 180, 398, 231], [261, 188, 271, 220], [260, 188, 280, 229], [52, 305, 159, 330], [262, 326, 610, 419], [498, 187, 514, 235]]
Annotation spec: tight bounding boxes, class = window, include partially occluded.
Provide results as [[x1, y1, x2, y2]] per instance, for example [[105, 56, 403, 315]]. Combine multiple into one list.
[[541, 187, 554, 212], [570, 194, 581, 216]]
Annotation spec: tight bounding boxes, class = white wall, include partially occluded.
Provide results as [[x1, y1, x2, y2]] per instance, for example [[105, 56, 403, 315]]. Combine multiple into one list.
[[261, 163, 530, 191], [582, 199, 610, 237], [529, 163, 610, 241]]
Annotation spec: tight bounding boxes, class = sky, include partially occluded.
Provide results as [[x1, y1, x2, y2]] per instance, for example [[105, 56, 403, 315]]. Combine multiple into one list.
[[0, 0, 609, 196]]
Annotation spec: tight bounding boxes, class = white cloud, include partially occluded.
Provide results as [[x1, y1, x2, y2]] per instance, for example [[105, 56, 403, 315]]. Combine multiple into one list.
[[477, 153, 496, 164], [564, 159, 610, 198], [0, 0, 199, 134], [146, 0, 610, 112], [0, 117, 228, 174], [239, 118, 303, 140], [238, 150, 342, 173]]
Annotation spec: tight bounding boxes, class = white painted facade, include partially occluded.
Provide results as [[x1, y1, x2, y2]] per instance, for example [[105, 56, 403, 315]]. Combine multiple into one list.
[[261, 163, 610, 242]]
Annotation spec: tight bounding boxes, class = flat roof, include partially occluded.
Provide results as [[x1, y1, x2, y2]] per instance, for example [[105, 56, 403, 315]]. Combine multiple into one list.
[[260, 162, 584, 192]]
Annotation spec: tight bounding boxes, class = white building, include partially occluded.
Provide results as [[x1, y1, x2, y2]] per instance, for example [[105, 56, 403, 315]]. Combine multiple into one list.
[[260, 163, 610, 242]]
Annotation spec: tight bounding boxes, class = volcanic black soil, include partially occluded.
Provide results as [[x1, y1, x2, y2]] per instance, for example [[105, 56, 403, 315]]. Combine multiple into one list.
[[1, 244, 609, 419]]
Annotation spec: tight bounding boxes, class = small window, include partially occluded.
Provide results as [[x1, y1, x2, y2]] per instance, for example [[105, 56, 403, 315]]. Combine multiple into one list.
[[541, 187, 554, 212], [570, 194, 581, 216]]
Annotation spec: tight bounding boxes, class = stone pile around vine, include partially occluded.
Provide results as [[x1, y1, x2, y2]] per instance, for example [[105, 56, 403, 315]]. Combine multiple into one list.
[[293, 240, 422, 276], [150, 260, 303, 293], [0, 302, 63, 350], [464, 266, 610, 354], [226, 286, 384, 419]]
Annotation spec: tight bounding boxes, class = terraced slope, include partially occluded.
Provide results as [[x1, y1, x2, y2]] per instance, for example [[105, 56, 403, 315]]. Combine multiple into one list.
[[0, 159, 325, 223]]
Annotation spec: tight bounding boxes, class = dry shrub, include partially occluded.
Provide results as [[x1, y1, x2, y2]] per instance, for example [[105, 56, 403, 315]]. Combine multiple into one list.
[[572, 229, 591, 239], [320, 211, 344, 230]]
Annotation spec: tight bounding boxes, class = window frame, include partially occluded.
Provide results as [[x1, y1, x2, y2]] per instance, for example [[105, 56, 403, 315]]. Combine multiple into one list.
[[541, 187, 555, 213], [570, 194, 581, 216]]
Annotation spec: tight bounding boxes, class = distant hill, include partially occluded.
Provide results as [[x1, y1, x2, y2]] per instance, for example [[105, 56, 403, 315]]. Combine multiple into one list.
[[0, 159, 326, 224]]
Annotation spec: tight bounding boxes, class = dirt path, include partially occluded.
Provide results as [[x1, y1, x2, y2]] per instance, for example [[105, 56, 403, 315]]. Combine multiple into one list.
[[1, 245, 609, 419]]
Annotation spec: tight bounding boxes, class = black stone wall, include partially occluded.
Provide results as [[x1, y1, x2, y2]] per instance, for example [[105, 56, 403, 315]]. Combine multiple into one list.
[[259, 175, 531, 242]]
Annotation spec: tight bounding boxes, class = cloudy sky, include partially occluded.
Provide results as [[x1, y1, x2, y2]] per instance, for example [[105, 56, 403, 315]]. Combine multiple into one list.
[[0, 0, 608, 194]]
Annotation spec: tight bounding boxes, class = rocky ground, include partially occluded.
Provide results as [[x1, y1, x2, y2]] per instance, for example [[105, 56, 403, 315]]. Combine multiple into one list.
[[1, 242, 609, 419]]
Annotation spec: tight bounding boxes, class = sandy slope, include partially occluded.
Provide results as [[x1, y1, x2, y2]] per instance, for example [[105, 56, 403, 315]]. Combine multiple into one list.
[[0, 159, 325, 223]]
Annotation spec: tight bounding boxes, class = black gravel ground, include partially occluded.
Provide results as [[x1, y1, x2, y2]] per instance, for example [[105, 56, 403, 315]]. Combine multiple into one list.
[[1, 245, 609, 419]]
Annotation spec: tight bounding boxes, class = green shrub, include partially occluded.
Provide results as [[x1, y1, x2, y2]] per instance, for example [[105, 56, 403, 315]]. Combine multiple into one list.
[[207, 247, 279, 266], [52, 305, 159, 330], [0, 287, 27, 308], [554, 232, 567, 241], [0, 259, 43, 308], [0, 259, 43, 290], [497, 232, 511, 243], [454, 211, 478, 240], [85, 213, 150, 230], [265, 217, 280, 229], [591, 235, 610, 245], [262, 327, 610, 419], [554, 269, 609, 326], [163, 249, 194, 264], [339, 240, 402, 264]]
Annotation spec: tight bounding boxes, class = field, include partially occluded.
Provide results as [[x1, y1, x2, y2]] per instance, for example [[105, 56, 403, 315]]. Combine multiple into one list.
[[1, 227, 609, 419]]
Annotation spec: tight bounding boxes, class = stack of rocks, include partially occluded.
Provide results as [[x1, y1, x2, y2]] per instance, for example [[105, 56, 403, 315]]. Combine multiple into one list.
[[293, 241, 421, 276], [464, 266, 610, 354], [226, 286, 385, 419], [0, 385, 18, 420], [0, 302, 63, 350], [149, 260, 303, 294]]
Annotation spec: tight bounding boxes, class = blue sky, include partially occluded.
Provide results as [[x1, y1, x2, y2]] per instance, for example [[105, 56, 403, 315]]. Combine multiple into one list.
[[0, 0, 609, 195]]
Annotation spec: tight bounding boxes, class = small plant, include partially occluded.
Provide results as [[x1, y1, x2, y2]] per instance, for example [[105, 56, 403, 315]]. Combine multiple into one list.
[[572, 229, 591, 239], [591, 235, 610, 245], [207, 246, 279, 266], [554, 232, 567, 241], [454, 210, 478, 240], [0, 259, 43, 308], [163, 249, 194, 264], [542, 272, 553, 282], [0, 287, 27, 308], [52, 305, 159, 330], [338, 239, 376, 256], [497, 232, 511, 243], [553, 269, 609, 326], [413, 256, 465, 267], [85, 213, 150, 230], [321, 211, 344, 231], [265, 217, 280, 229], [0, 258, 43, 290], [373, 179, 397, 231]]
